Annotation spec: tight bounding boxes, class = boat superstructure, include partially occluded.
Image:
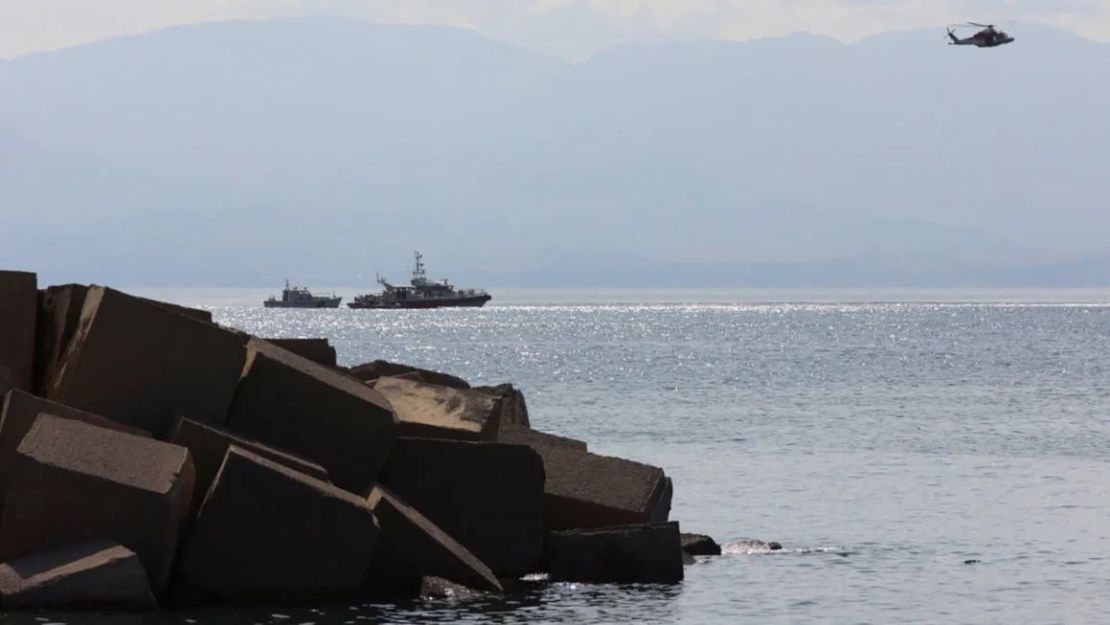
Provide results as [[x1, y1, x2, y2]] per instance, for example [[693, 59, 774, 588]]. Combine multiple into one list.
[[263, 280, 342, 308]]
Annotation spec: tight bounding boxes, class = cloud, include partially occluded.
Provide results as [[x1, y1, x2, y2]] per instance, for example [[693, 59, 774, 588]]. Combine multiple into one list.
[[2, 0, 1108, 60]]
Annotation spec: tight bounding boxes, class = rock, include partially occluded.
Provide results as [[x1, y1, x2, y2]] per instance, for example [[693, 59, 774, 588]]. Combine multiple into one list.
[[0, 539, 155, 610], [348, 360, 470, 389], [169, 417, 329, 518], [226, 338, 396, 494], [680, 533, 721, 556], [474, 383, 530, 427], [0, 415, 194, 595], [497, 424, 587, 453], [547, 522, 684, 584], [265, 338, 337, 368], [364, 486, 503, 597], [47, 286, 246, 438], [0, 389, 151, 517], [371, 377, 502, 441], [175, 447, 379, 602], [0, 271, 36, 394], [419, 576, 485, 601], [380, 438, 545, 577], [524, 444, 672, 531]]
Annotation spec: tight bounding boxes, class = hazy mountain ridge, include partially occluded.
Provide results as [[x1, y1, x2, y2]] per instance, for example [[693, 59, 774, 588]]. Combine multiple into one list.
[[1, 18, 1107, 286]]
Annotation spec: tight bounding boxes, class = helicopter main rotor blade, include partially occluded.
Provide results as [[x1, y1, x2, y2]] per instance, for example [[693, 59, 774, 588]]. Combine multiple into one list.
[[968, 22, 995, 28]]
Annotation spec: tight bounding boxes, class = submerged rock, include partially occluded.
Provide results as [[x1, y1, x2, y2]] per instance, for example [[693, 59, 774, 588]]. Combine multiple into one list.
[[680, 533, 721, 556]]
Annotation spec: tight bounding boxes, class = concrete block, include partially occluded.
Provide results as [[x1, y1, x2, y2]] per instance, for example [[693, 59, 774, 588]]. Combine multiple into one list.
[[0, 539, 155, 610], [0, 271, 36, 394], [497, 424, 587, 453], [227, 338, 396, 494], [0, 389, 150, 517], [0, 415, 194, 595], [176, 447, 378, 602], [48, 287, 245, 438], [169, 417, 329, 518], [547, 522, 684, 584], [475, 383, 530, 427], [371, 377, 502, 441], [348, 360, 469, 389], [531, 446, 672, 531], [265, 338, 337, 368], [34, 285, 211, 396], [379, 438, 544, 577], [364, 486, 502, 597]]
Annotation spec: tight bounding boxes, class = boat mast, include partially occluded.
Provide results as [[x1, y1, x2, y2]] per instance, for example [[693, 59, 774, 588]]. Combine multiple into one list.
[[412, 251, 428, 287]]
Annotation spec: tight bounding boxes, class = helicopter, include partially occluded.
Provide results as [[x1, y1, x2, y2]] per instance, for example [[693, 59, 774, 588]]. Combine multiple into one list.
[[947, 23, 1015, 48]]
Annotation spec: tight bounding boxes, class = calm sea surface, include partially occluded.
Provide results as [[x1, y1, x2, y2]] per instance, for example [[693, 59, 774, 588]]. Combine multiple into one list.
[[8, 288, 1109, 625]]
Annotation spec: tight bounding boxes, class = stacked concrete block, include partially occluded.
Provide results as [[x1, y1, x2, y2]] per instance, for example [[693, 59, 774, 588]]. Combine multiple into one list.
[[0, 539, 155, 609], [169, 418, 329, 517], [498, 429, 671, 530], [265, 338, 337, 368], [364, 486, 502, 597], [226, 339, 397, 494], [547, 522, 684, 584], [379, 437, 545, 577], [0, 389, 150, 516], [0, 415, 194, 595], [348, 359, 470, 389], [371, 377, 503, 441], [0, 271, 37, 395], [475, 383, 531, 427], [48, 287, 245, 438], [176, 448, 379, 602]]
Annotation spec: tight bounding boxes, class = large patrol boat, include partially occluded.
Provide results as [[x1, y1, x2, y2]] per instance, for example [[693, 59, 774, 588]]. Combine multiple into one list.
[[348, 252, 491, 309]]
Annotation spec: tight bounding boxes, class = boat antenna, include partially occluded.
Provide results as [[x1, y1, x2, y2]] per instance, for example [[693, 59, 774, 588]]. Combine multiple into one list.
[[413, 251, 427, 284]]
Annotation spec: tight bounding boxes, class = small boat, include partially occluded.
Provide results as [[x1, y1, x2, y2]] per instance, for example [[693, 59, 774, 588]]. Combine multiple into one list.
[[263, 280, 342, 308], [348, 252, 491, 309]]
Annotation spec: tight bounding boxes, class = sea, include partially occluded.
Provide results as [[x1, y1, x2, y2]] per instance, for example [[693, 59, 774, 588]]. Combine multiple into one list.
[[7, 287, 1109, 625]]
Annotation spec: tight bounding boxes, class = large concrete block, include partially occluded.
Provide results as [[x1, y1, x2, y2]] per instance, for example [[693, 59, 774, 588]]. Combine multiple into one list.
[[0, 389, 150, 517], [497, 424, 587, 453], [0, 539, 155, 610], [169, 417, 329, 518], [348, 360, 470, 389], [364, 486, 502, 597], [371, 377, 502, 441], [547, 522, 684, 584], [475, 383, 530, 428], [0, 415, 194, 595], [379, 438, 545, 577], [34, 285, 212, 395], [265, 338, 337, 368], [529, 445, 672, 531], [48, 287, 245, 438], [0, 271, 36, 395], [176, 447, 379, 602], [226, 339, 396, 494]]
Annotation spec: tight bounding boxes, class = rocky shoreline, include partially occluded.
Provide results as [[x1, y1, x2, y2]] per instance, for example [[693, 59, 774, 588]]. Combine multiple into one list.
[[0, 271, 720, 610]]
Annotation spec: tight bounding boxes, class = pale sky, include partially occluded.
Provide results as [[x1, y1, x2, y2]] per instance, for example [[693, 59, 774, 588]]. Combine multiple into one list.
[[1, 0, 1108, 60]]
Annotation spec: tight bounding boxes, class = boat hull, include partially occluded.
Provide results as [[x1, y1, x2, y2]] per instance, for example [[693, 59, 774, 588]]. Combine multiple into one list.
[[263, 298, 342, 309], [347, 294, 492, 309]]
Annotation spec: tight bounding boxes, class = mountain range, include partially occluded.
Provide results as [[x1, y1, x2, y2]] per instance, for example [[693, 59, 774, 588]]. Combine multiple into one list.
[[2, 18, 1108, 286]]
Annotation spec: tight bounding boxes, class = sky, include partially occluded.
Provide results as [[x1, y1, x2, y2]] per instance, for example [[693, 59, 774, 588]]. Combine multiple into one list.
[[2, 0, 1108, 61]]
